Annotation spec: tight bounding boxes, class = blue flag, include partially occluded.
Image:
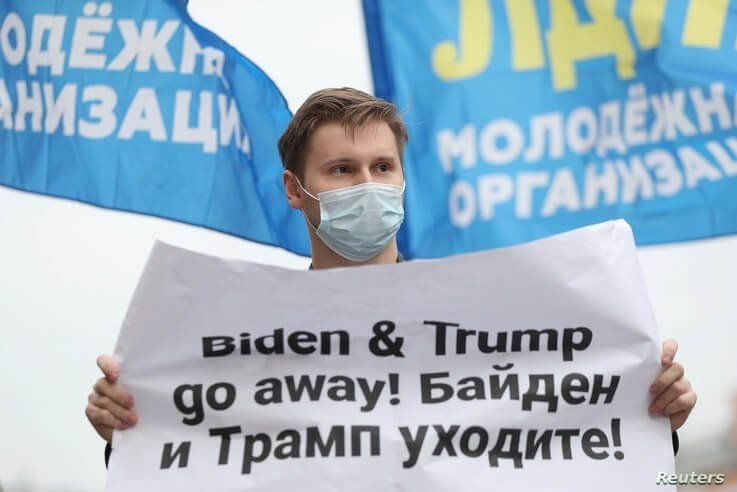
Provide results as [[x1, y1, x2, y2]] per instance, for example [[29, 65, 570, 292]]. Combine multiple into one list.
[[0, 0, 310, 255], [364, 0, 737, 258]]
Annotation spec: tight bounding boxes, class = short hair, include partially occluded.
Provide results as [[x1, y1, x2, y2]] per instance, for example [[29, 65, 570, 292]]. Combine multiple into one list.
[[278, 87, 408, 180]]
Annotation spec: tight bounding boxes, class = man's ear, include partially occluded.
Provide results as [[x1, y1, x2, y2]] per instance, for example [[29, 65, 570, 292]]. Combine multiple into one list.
[[283, 170, 303, 210]]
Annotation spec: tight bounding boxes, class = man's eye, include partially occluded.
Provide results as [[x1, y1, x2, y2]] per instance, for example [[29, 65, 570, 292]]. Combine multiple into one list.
[[331, 165, 350, 175], [377, 163, 390, 172]]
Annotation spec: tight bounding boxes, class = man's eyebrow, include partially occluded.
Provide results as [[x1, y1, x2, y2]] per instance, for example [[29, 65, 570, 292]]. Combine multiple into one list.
[[321, 158, 355, 168], [320, 156, 398, 168], [373, 155, 399, 162]]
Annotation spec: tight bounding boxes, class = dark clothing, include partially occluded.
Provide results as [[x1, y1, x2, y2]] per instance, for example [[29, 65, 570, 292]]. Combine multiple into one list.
[[104, 250, 680, 466], [672, 431, 679, 454], [307, 252, 404, 269]]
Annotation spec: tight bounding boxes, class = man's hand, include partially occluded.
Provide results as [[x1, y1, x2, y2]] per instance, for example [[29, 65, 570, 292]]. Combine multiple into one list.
[[85, 355, 138, 442], [649, 339, 697, 431]]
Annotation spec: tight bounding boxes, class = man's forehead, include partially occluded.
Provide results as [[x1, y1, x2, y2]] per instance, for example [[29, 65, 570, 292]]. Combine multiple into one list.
[[307, 121, 399, 158]]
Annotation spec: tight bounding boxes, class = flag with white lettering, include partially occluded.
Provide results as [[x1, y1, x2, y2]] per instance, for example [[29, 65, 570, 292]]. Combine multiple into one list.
[[363, 0, 737, 258], [0, 0, 309, 255]]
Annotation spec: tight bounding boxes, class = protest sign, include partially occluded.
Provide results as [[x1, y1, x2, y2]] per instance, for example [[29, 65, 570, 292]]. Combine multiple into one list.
[[106, 220, 675, 491]]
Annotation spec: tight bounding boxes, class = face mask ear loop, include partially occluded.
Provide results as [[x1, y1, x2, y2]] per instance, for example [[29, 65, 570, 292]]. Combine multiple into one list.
[[293, 175, 321, 231], [293, 175, 319, 202]]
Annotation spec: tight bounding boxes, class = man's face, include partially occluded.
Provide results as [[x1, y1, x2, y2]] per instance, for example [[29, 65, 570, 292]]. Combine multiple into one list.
[[288, 120, 404, 226]]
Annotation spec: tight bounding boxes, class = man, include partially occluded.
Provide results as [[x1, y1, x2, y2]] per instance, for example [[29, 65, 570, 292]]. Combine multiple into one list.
[[86, 87, 696, 462]]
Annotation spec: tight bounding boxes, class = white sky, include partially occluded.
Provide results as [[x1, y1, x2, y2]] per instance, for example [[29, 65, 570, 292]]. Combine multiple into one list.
[[0, 1, 735, 490]]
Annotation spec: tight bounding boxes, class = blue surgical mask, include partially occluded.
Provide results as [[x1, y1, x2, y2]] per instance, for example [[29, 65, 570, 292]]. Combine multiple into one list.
[[296, 178, 405, 262]]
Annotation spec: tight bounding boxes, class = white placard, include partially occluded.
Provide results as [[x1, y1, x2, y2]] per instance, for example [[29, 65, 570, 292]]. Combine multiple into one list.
[[106, 220, 675, 491]]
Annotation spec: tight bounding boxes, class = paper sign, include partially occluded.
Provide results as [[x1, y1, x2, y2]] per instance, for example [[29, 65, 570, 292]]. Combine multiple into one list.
[[106, 220, 675, 491]]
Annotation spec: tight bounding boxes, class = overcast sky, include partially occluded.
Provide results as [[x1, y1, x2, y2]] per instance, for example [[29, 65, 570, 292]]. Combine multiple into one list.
[[1, 1, 735, 490]]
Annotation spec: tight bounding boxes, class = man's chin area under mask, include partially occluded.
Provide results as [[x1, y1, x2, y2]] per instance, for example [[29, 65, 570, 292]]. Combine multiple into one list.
[[307, 235, 400, 270]]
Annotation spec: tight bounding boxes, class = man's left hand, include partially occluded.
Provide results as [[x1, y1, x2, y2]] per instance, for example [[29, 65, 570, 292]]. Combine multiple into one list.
[[649, 339, 697, 431]]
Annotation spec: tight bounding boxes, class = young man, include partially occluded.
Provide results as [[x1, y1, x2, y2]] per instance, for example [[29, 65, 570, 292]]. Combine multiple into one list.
[[86, 88, 696, 461]]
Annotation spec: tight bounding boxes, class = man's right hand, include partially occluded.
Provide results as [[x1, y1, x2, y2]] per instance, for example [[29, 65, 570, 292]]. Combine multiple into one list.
[[85, 355, 138, 442]]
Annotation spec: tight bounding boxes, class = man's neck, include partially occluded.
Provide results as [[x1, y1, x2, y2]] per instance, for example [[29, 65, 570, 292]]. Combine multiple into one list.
[[310, 236, 399, 270]]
